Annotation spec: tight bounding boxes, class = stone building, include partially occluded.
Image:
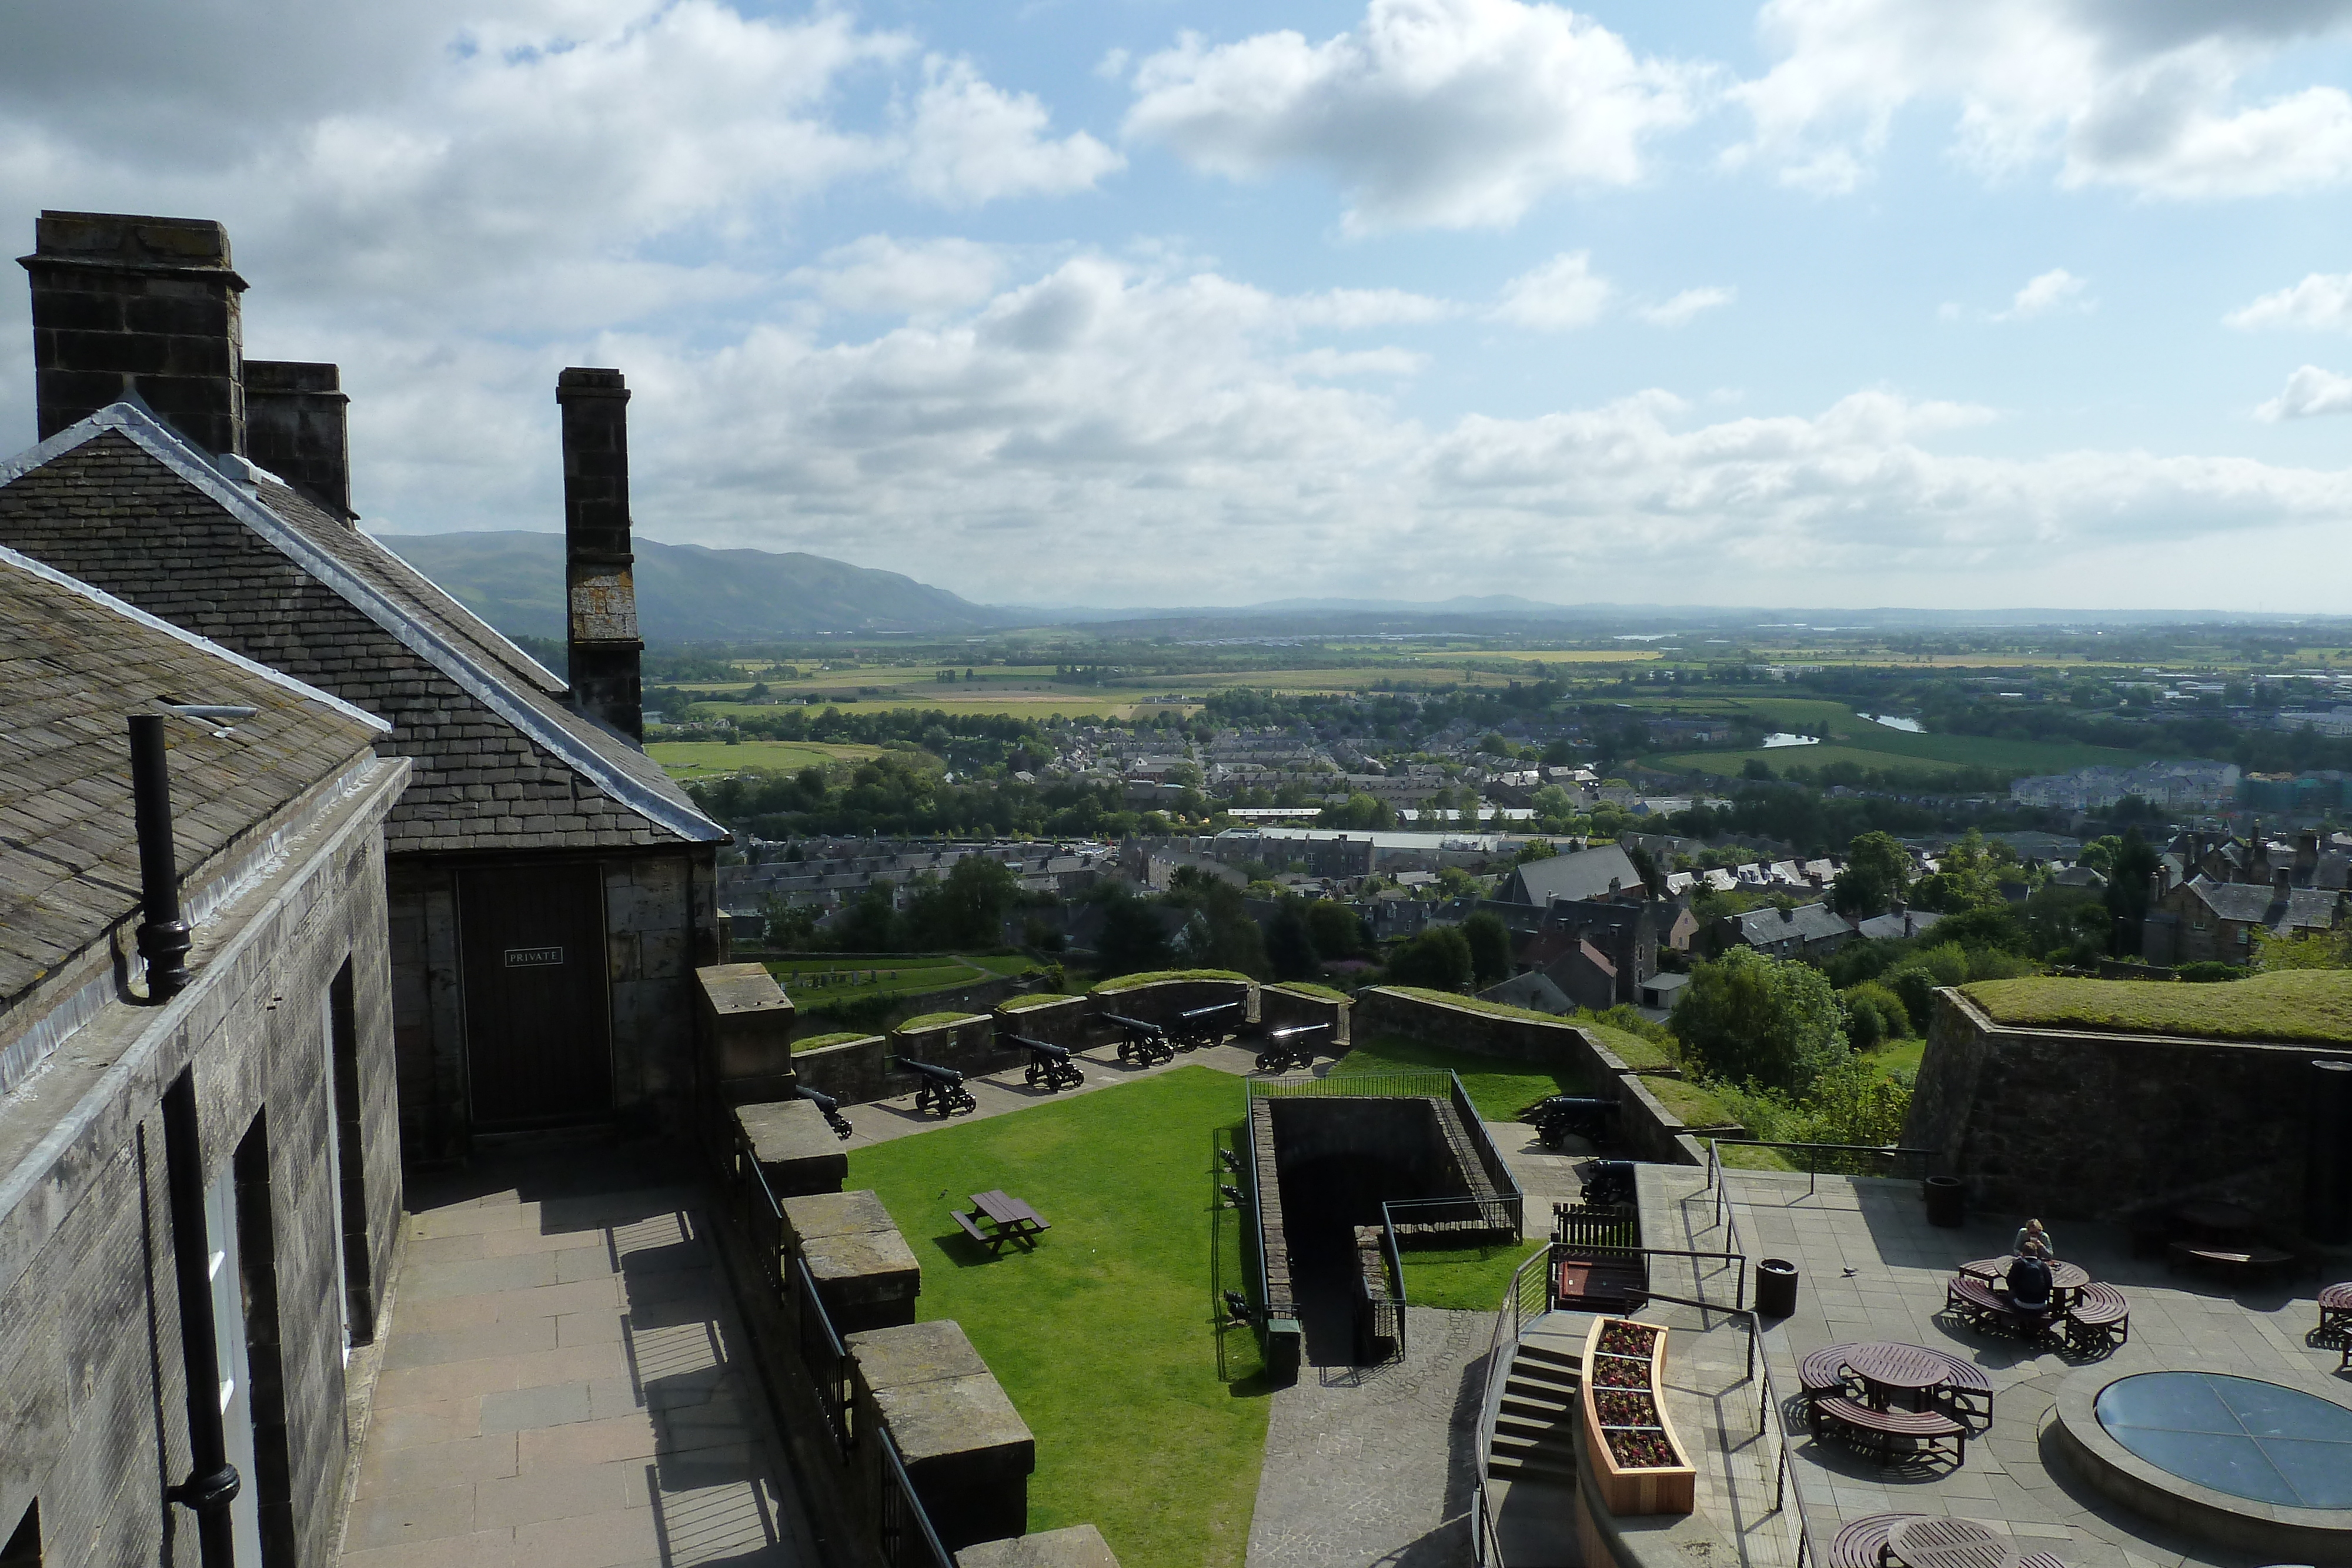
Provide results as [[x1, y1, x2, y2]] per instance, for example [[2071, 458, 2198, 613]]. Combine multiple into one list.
[[0, 541, 407, 1564], [1702, 899, 1855, 960], [2140, 874, 2347, 967], [3, 211, 727, 1159]]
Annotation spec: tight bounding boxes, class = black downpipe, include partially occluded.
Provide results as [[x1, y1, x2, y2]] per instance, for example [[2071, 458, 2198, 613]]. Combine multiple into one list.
[[161, 1074, 240, 1558], [129, 714, 192, 1004]]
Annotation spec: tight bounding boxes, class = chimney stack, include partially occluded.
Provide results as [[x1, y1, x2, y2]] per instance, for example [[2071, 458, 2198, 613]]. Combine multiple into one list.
[[557, 367, 643, 743], [244, 360, 351, 520], [20, 210, 247, 457]]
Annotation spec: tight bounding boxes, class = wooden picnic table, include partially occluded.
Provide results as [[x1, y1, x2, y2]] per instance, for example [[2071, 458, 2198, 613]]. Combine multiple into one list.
[[954, 1189, 1051, 1255], [2320, 1281, 2352, 1340], [2174, 1199, 2258, 1236], [1887, 1515, 2020, 1568], [1844, 1342, 1950, 1412], [1960, 1256, 2089, 1308]]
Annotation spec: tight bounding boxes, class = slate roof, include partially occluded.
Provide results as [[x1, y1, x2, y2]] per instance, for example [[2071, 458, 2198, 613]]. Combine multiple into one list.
[[0, 540, 387, 1011], [1855, 907, 1944, 941], [2181, 877, 2344, 933], [0, 405, 722, 852], [1502, 842, 1641, 907], [1723, 901, 1855, 948]]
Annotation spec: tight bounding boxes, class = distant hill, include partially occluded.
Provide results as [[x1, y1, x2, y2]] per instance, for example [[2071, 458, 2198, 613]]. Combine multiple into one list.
[[375, 531, 1008, 640]]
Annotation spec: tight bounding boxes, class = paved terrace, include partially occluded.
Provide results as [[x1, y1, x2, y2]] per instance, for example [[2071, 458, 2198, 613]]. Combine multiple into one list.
[[336, 1141, 821, 1567], [1628, 1164, 2347, 1568]]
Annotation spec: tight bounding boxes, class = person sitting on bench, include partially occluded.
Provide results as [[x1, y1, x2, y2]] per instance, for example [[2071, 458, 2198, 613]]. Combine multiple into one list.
[[2007, 1242, 2055, 1323], [2012, 1218, 2056, 1259]]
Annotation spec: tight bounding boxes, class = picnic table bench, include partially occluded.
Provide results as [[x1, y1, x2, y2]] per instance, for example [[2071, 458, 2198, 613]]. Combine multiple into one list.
[[953, 1189, 1051, 1255], [1802, 1342, 1992, 1426], [2166, 1239, 2296, 1285], [2064, 1281, 2131, 1355], [1828, 1515, 2064, 1568], [1961, 1255, 2088, 1309], [1946, 1275, 2060, 1344], [1810, 1395, 1967, 1467], [2320, 1281, 2352, 1341]]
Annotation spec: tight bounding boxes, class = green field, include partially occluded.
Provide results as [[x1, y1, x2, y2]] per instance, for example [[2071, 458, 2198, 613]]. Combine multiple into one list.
[[1646, 698, 2151, 781], [847, 1069, 1268, 1568], [644, 739, 894, 778]]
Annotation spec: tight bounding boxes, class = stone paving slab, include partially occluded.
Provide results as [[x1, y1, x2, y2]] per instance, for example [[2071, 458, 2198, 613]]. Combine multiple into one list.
[[1245, 1306, 1489, 1568], [1649, 1165, 2350, 1568], [338, 1143, 821, 1568]]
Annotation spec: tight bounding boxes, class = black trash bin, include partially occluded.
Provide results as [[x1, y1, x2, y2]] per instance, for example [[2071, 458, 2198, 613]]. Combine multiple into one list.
[[1925, 1174, 1965, 1228], [1756, 1258, 1799, 1318]]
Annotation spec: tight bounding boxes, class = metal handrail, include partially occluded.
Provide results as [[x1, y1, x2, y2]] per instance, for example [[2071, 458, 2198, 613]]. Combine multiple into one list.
[[1447, 1071, 1528, 1239], [876, 1425, 956, 1568], [1711, 1161, 1818, 1567], [1472, 1240, 1558, 1566], [1242, 1104, 1278, 1329], [1707, 1138, 1938, 1223], [1248, 1068, 1455, 1098]]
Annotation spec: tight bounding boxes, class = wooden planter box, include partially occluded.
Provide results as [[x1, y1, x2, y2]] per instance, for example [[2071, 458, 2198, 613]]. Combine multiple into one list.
[[1580, 1316, 1696, 1516]]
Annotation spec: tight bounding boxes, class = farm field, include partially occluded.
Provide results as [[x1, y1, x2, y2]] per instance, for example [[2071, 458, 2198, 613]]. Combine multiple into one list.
[[643, 739, 894, 778], [1643, 697, 2152, 781], [689, 693, 1195, 720]]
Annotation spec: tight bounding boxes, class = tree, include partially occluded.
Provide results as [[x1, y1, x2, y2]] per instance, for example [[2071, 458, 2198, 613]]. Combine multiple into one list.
[[1388, 926, 1473, 990], [1514, 838, 1558, 865], [2102, 828, 2160, 956], [834, 881, 903, 952], [1832, 831, 1912, 917], [1669, 948, 1847, 1095], [1305, 900, 1365, 961], [1266, 898, 1320, 980], [1094, 885, 1170, 977], [904, 854, 1019, 950], [1165, 867, 1269, 977], [1464, 912, 1513, 987], [2252, 926, 2352, 971]]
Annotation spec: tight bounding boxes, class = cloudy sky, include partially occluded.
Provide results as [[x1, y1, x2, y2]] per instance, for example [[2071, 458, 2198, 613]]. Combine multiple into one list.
[[6, 0, 2352, 610]]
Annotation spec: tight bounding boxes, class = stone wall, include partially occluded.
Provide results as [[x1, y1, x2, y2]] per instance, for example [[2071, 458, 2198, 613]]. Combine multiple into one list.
[[1351, 988, 1704, 1166], [0, 761, 406, 1568], [991, 995, 1094, 1051], [1085, 977, 1256, 1029], [1906, 987, 2352, 1225], [1257, 985, 1350, 1049], [791, 1034, 896, 1106], [791, 1011, 1025, 1107]]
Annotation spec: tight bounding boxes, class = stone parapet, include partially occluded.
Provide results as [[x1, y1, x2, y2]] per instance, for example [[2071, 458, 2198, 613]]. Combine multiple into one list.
[[780, 1190, 920, 1333], [958, 1524, 1121, 1568], [847, 1320, 1035, 1552], [734, 1099, 846, 1198], [697, 961, 797, 1105]]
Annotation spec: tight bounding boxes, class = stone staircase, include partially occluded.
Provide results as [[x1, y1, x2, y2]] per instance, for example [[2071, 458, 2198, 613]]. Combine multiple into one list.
[[1486, 1336, 1582, 1485]]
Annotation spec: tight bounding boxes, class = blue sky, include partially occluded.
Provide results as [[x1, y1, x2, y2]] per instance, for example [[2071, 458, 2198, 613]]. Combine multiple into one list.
[[5, 0, 2352, 610]]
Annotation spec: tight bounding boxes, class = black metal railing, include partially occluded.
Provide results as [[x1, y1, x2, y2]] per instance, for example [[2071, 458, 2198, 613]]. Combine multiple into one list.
[[1553, 1201, 1638, 1249], [1447, 1074, 1528, 1239], [789, 1255, 852, 1456], [876, 1426, 956, 1568], [1385, 1191, 1521, 1239], [1706, 1138, 1938, 1212], [1472, 1241, 1559, 1566], [1248, 1068, 1455, 1099]]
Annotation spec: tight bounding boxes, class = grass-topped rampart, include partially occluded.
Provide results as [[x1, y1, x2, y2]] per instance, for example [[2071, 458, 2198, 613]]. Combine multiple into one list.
[[998, 991, 1083, 1012], [791, 1031, 876, 1054], [896, 1011, 985, 1032], [1091, 968, 1251, 993], [1962, 969, 2352, 1044], [1369, 985, 1574, 1025]]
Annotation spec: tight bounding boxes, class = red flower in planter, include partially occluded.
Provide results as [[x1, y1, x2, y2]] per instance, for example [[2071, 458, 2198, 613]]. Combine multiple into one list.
[[1594, 1356, 1652, 1387], [1594, 1389, 1659, 1426], [1606, 1428, 1679, 1469], [1597, 1321, 1658, 1358]]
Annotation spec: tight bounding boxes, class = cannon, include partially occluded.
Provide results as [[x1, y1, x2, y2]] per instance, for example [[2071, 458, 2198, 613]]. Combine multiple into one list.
[[796, 1083, 852, 1140], [1218, 1183, 1244, 1208], [1170, 1001, 1245, 1052], [1252, 1022, 1329, 1075], [1218, 1147, 1243, 1175], [1099, 1011, 1175, 1068], [1221, 1288, 1254, 1326], [896, 1057, 977, 1118], [1532, 1094, 1620, 1149], [1012, 1034, 1085, 1092], [1581, 1159, 1636, 1209]]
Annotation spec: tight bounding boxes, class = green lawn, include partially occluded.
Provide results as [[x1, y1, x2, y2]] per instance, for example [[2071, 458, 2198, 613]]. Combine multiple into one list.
[[1331, 1034, 1589, 1122], [1641, 1076, 1739, 1129], [643, 738, 893, 777], [1578, 1020, 1678, 1071], [1865, 1039, 1925, 1081], [1398, 1237, 1548, 1310], [1963, 970, 2352, 1044], [846, 1069, 1269, 1568]]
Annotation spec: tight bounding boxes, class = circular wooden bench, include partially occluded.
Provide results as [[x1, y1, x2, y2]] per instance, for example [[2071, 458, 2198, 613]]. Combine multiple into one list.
[[2318, 1281, 2352, 1342], [1810, 1395, 1967, 1467], [2064, 1282, 2131, 1355], [1827, 1512, 1920, 1568]]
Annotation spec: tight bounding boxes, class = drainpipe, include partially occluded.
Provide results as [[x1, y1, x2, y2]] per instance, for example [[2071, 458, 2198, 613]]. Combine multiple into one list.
[[129, 713, 192, 1003], [161, 1074, 239, 1559]]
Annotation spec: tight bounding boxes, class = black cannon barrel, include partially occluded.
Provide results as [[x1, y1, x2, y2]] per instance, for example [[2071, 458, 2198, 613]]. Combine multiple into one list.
[[1178, 1001, 1243, 1022], [796, 1084, 841, 1114], [1261, 1023, 1329, 1042], [1098, 1012, 1165, 1036], [1011, 1035, 1074, 1061], [894, 1057, 965, 1085], [1538, 1095, 1618, 1115]]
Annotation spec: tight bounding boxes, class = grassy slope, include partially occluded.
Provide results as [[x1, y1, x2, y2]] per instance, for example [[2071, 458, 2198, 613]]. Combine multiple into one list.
[[847, 1069, 1268, 1568], [1578, 1021, 1677, 1071], [1330, 1034, 1589, 1122], [1642, 1076, 1738, 1128], [1963, 970, 2352, 1043]]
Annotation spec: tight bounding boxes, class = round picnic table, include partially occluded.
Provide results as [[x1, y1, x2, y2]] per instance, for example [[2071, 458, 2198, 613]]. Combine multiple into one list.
[[2318, 1281, 2352, 1338], [1844, 1342, 1950, 1412], [1960, 1256, 2089, 1308], [1887, 1515, 2020, 1568]]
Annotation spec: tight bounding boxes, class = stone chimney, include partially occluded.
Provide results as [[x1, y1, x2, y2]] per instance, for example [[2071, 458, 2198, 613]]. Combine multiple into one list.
[[244, 360, 352, 519], [557, 367, 643, 743], [21, 210, 248, 456], [2276, 867, 2292, 897]]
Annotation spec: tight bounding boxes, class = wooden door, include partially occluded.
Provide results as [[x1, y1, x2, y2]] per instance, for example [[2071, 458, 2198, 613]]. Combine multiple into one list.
[[458, 862, 612, 1128]]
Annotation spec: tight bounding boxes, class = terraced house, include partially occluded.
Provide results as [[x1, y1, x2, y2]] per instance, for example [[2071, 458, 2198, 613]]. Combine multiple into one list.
[[2, 211, 729, 1159]]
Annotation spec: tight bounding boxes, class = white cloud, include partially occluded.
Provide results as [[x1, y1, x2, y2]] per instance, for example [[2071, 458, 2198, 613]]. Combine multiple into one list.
[[2228, 272, 2352, 331], [1730, 0, 2352, 197], [2258, 365, 2352, 420], [901, 58, 1124, 206], [1492, 252, 1612, 330], [789, 236, 1010, 317], [1639, 286, 1736, 327], [1124, 0, 1705, 230], [1287, 346, 1430, 377], [1995, 268, 2092, 320]]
